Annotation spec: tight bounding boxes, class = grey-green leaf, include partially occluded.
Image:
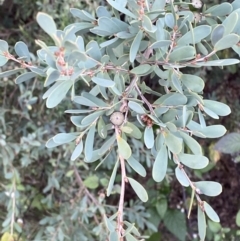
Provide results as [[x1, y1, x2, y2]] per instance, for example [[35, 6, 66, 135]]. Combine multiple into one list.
[[128, 101, 146, 114], [198, 206, 206, 241], [142, 15, 154, 32], [46, 80, 73, 108], [178, 153, 209, 169], [73, 96, 97, 107], [201, 125, 226, 138], [171, 72, 183, 94], [0, 68, 23, 78], [205, 2, 232, 16], [127, 156, 146, 177], [107, 160, 119, 196], [107, 0, 136, 19], [128, 177, 148, 202], [85, 125, 96, 162], [15, 72, 37, 84], [152, 145, 168, 182], [14, 41, 31, 61], [144, 127, 154, 149], [53, 133, 77, 144], [204, 201, 220, 223], [71, 141, 83, 161], [214, 34, 239, 51], [117, 136, 132, 159], [36, 12, 57, 37], [181, 74, 204, 93], [164, 132, 182, 154], [175, 167, 189, 187], [150, 40, 171, 49], [123, 122, 142, 139], [194, 181, 222, 197], [195, 59, 240, 66], [109, 231, 119, 241], [178, 25, 211, 45], [98, 117, 107, 139], [179, 131, 202, 155], [169, 46, 196, 62], [154, 93, 187, 106], [92, 77, 115, 87], [130, 64, 151, 75], [204, 100, 231, 116], [130, 30, 143, 63], [81, 110, 105, 126], [0, 39, 8, 51], [211, 25, 225, 46], [236, 210, 240, 227], [99, 134, 116, 156]]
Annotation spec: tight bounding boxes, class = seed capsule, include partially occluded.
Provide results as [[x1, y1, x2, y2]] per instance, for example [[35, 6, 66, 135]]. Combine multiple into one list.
[[110, 112, 124, 126]]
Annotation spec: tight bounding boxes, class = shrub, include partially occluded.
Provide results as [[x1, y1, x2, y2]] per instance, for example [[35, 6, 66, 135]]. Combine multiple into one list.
[[1, 0, 240, 240]]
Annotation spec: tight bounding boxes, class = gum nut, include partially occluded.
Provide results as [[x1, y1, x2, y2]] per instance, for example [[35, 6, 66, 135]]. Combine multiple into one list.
[[110, 112, 124, 126]]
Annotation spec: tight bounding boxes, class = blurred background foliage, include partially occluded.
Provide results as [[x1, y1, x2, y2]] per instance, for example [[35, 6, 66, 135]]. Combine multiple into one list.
[[0, 0, 240, 240]]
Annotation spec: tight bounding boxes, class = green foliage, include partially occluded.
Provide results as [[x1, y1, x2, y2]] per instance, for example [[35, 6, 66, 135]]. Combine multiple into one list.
[[1, 0, 240, 240]]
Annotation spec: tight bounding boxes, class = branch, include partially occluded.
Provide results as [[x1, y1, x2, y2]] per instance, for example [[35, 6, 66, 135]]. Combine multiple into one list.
[[165, 27, 178, 62], [173, 155, 202, 211], [73, 165, 100, 207], [134, 83, 155, 114], [115, 126, 127, 239]]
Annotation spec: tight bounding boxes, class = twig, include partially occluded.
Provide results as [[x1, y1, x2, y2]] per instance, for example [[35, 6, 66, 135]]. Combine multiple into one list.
[[73, 165, 100, 208], [115, 126, 127, 240], [134, 83, 155, 114], [125, 75, 138, 95], [165, 27, 178, 62], [173, 155, 202, 203]]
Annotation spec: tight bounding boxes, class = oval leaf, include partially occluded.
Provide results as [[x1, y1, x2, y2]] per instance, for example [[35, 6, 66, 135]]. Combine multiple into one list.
[[123, 122, 142, 139], [84, 125, 96, 162], [130, 30, 143, 63], [152, 145, 168, 182], [130, 64, 151, 75], [198, 206, 206, 241], [214, 34, 239, 51], [196, 59, 240, 66], [46, 80, 73, 108], [175, 167, 189, 187], [178, 25, 211, 45], [127, 156, 146, 177], [15, 72, 37, 84], [107, 160, 119, 196], [164, 132, 182, 154], [14, 41, 31, 61], [179, 131, 202, 155], [117, 136, 132, 159], [178, 153, 209, 169], [211, 25, 225, 46], [128, 177, 148, 202], [128, 101, 146, 114], [194, 181, 222, 197], [92, 77, 115, 87], [169, 46, 196, 62], [53, 133, 77, 144], [36, 12, 57, 37], [71, 141, 83, 161], [201, 125, 226, 138], [204, 201, 220, 223], [204, 100, 231, 116], [144, 127, 154, 149], [81, 110, 105, 125], [181, 74, 204, 93]]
